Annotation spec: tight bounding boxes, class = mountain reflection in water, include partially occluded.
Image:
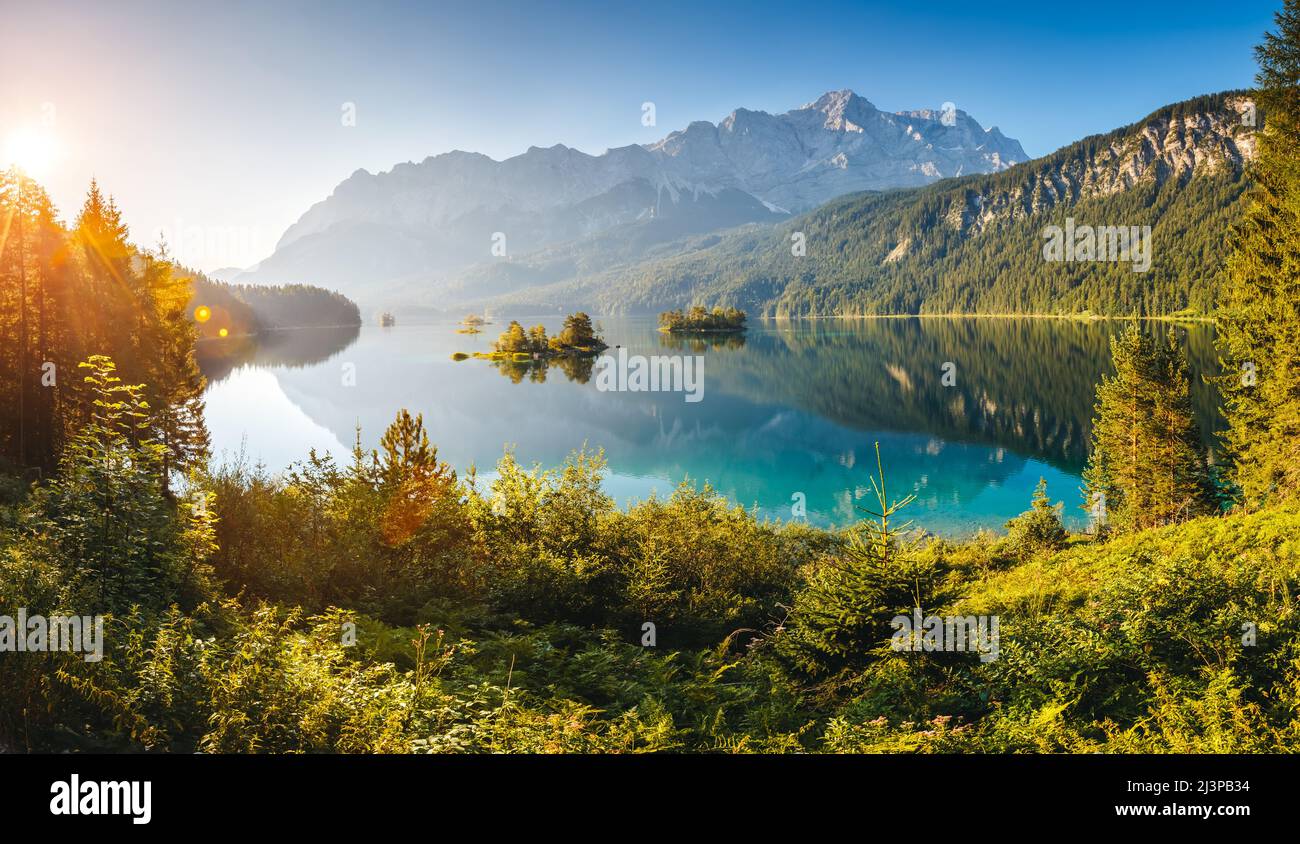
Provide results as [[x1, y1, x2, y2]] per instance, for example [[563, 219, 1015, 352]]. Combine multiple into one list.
[[201, 316, 1219, 536]]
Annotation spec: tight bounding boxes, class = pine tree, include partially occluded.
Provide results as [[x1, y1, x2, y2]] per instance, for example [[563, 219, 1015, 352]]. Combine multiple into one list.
[[1216, 0, 1300, 507], [377, 409, 443, 488], [553, 311, 601, 349], [494, 320, 529, 353], [374, 410, 461, 549], [1149, 329, 1216, 519], [139, 254, 209, 488], [0, 169, 65, 472], [32, 357, 185, 612], [1, 176, 210, 481], [527, 324, 549, 353], [1004, 477, 1068, 558], [33, 181, 66, 472], [1084, 325, 1213, 533], [778, 444, 950, 688]]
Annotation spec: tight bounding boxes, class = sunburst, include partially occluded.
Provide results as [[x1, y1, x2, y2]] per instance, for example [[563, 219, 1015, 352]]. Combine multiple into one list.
[[3, 126, 59, 177]]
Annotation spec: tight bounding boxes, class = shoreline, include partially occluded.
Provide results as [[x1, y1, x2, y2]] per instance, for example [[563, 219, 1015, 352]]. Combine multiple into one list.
[[657, 327, 747, 335], [368, 310, 1217, 326], [759, 312, 1216, 324]]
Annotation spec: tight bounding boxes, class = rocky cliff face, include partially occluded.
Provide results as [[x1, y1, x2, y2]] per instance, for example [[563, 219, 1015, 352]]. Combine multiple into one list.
[[465, 91, 1258, 319], [940, 95, 1256, 238], [647, 90, 1024, 213], [240, 90, 1026, 305]]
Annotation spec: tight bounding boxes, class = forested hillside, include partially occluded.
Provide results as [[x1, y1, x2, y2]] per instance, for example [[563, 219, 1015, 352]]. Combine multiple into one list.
[[492, 92, 1254, 317], [186, 274, 363, 381], [188, 274, 361, 340]]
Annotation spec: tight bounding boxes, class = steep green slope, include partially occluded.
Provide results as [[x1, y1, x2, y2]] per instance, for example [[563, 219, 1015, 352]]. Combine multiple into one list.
[[498, 92, 1255, 317], [942, 503, 1300, 752]]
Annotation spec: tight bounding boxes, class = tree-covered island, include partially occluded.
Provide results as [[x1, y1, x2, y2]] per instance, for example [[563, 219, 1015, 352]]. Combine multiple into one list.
[[659, 305, 747, 333], [453, 312, 608, 363]]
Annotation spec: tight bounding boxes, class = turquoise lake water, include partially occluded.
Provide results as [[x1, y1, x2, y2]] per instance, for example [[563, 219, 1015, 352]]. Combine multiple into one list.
[[201, 316, 1220, 536]]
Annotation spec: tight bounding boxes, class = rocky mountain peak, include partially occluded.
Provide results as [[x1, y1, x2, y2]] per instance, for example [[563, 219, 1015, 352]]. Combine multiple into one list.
[[250, 89, 1029, 305], [804, 89, 878, 130]]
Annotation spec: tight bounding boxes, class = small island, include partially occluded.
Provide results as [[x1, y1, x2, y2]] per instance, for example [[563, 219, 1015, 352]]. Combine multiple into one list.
[[455, 313, 488, 334], [452, 312, 607, 384], [659, 305, 747, 334], [453, 311, 607, 363]]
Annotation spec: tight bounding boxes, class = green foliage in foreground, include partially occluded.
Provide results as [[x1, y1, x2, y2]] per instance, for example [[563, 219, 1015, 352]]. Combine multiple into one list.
[[2, 363, 1297, 753]]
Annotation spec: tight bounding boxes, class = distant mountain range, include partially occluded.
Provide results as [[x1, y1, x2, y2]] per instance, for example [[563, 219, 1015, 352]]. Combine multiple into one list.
[[475, 92, 1258, 318], [230, 90, 1026, 307]]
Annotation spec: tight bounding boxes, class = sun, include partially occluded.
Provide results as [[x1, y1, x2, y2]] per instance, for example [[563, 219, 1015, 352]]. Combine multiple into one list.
[[2, 126, 60, 177]]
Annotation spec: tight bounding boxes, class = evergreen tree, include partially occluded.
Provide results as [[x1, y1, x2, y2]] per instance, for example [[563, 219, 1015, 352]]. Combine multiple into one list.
[[494, 320, 530, 353], [1004, 477, 1068, 558], [33, 180, 67, 471], [376, 409, 445, 489], [1, 169, 65, 473], [74, 180, 133, 346], [369, 410, 472, 607], [778, 444, 950, 689], [140, 253, 209, 488], [1084, 325, 1213, 533], [527, 324, 549, 353], [1149, 329, 1217, 518], [1, 176, 211, 478], [1216, 0, 1300, 507], [31, 356, 203, 612], [552, 311, 600, 349]]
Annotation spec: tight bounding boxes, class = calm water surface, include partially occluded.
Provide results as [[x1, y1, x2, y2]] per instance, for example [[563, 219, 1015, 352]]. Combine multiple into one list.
[[201, 316, 1220, 536]]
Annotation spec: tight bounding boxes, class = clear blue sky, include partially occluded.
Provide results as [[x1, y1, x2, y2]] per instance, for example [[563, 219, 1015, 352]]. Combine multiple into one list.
[[0, 0, 1281, 269]]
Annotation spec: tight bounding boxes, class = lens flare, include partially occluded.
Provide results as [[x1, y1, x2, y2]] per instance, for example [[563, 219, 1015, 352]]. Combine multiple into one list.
[[2, 127, 60, 176]]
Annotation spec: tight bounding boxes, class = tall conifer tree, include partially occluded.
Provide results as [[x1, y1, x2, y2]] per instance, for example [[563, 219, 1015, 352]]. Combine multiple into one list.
[[1217, 0, 1300, 507], [1084, 325, 1213, 532]]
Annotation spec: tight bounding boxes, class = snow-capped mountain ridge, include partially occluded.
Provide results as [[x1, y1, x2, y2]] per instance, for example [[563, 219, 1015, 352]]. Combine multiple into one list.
[[249, 90, 1026, 306]]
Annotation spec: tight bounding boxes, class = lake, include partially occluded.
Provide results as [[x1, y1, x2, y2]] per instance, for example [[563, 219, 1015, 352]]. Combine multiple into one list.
[[201, 316, 1221, 536]]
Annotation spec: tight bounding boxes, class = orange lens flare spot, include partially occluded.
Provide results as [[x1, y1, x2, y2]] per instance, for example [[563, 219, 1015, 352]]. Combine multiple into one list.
[[194, 305, 212, 323]]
